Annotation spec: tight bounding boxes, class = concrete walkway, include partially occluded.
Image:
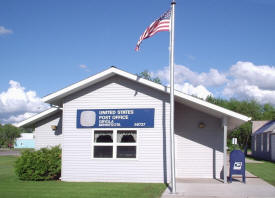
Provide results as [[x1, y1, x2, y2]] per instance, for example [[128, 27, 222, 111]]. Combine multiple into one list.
[[161, 177, 275, 198], [161, 155, 275, 197], [245, 157, 264, 164], [162, 159, 274, 198]]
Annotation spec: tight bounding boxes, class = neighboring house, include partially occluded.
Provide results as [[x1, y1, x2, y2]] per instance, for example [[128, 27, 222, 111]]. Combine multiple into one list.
[[17, 108, 63, 150], [17, 67, 250, 183], [251, 120, 275, 161], [14, 133, 35, 149]]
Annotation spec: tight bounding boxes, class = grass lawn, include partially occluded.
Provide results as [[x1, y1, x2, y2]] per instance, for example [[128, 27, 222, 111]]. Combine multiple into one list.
[[0, 156, 166, 198], [246, 159, 275, 186]]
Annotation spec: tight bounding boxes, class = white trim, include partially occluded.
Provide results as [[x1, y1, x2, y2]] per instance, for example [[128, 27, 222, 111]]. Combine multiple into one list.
[[16, 108, 60, 128], [223, 116, 228, 184], [42, 67, 251, 123], [113, 130, 117, 158], [174, 91, 250, 122], [91, 129, 138, 160]]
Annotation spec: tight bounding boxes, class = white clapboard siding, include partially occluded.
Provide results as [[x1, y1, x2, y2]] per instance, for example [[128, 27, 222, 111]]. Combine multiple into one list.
[[175, 103, 224, 179], [62, 75, 171, 183], [34, 113, 63, 150]]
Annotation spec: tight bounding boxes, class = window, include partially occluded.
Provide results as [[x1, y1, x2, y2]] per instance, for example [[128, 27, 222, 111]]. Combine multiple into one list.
[[93, 131, 113, 158], [92, 130, 137, 159], [117, 131, 137, 158], [94, 131, 113, 143]]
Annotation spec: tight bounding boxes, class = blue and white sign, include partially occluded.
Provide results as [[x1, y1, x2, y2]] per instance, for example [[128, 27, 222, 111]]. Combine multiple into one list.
[[76, 108, 155, 128]]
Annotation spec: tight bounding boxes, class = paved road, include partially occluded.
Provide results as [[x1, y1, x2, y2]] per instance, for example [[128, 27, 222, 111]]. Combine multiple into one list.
[[0, 150, 20, 156]]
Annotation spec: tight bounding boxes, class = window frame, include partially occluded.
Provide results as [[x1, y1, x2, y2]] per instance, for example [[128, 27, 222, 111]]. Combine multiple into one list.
[[93, 130, 114, 158], [91, 129, 138, 160]]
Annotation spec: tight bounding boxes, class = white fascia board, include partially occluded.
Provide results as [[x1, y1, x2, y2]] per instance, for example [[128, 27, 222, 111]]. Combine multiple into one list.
[[174, 91, 251, 122], [16, 108, 60, 128], [112, 68, 251, 122], [115, 68, 251, 122], [42, 67, 251, 122]]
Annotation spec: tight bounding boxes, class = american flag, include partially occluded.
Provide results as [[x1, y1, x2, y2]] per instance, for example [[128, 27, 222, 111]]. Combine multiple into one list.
[[135, 9, 171, 51]]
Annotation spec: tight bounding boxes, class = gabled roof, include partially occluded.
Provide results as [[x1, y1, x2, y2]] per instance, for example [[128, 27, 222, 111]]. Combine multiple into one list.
[[252, 120, 270, 133], [19, 67, 250, 130], [42, 66, 250, 130], [16, 108, 61, 128], [253, 120, 275, 136]]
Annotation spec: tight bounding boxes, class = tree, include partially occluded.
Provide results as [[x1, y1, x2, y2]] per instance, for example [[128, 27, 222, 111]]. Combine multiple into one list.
[[0, 124, 21, 148], [262, 104, 275, 120], [0, 126, 4, 147], [206, 96, 275, 150], [137, 70, 162, 84]]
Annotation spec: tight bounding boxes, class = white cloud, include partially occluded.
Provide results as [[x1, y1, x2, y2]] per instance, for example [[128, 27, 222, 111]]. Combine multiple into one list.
[[0, 26, 13, 35], [153, 65, 215, 99], [223, 80, 275, 105], [175, 83, 212, 100], [79, 64, 89, 72], [155, 64, 227, 87], [229, 61, 275, 90], [2, 112, 36, 124], [79, 64, 87, 69], [154, 61, 275, 105], [223, 61, 275, 105], [0, 80, 49, 124], [185, 54, 196, 60]]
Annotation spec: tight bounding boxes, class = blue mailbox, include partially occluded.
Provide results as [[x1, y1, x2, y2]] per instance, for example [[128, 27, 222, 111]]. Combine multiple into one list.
[[229, 150, 246, 183]]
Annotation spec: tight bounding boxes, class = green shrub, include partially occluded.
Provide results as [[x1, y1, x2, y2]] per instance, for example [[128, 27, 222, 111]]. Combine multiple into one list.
[[228, 144, 240, 152], [15, 146, 61, 181]]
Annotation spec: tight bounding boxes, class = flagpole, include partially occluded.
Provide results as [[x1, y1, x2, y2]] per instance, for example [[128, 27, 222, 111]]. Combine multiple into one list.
[[169, 0, 176, 194]]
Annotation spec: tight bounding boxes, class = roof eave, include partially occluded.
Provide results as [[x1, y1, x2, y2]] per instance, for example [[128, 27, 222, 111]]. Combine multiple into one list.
[[41, 67, 251, 125], [16, 108, 61, 128], [175, 90, 251, 122]]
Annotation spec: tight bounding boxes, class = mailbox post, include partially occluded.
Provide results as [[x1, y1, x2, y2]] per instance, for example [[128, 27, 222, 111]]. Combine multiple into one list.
[[229, 150, 246, 183]]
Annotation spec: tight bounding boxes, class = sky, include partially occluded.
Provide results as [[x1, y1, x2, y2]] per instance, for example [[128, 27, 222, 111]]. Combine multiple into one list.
[[0, 0, 275, 124]]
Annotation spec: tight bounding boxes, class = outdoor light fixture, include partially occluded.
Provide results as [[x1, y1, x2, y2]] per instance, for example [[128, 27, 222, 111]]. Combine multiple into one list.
[[198, 122, 206, 128], [51, 125, 57, 131]]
